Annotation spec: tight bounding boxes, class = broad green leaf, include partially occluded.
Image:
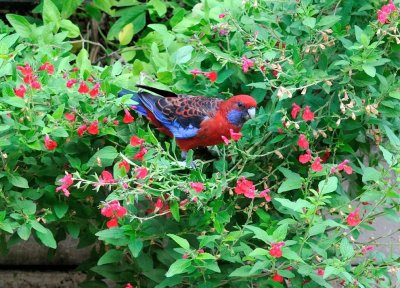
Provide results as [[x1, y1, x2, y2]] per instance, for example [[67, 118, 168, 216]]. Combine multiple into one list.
[[379, 145, 395, 166], [17, 224, 31, 240], [5, 14, 32, 38], [340, 238, 354, 259], [43, 0, 61, 30], [272, 223, 288, 241], [249, 248, 269, 257], [118, 23, 134, 45], [36, 228, 57, 249], [52, 104, 65, 120], [60, 19, 80, 38], [317, 15, 341, 28], [229, 265, 254, 277], [87, 146, 118, 167], [278, 168, 303, 193], [174, 45, 193, 64], [54, 202, 68, 218], [98, 249, 123, 265], [274, 198, 312, 213], [244, 225, 273, 243], [303, 17, 316, 28], [282, 248, 304, 263], [128, 238, 143, 258], [1, 96, 26, 108], [61, 0, 83, 19], [170, 201, 180, 222], [383, 125, 400, 147], [318, 177, 338, 194], [167, 234, 190, 250], [362, 167, 380, 183], [76, 48, 91, 77], [67, 223, 80, 238], [8, 174, 29, 188], [388, 91, 400, 100], [30, 221, 48, 234], [165, 259, 191, 277], [362, 65, 376, 77]]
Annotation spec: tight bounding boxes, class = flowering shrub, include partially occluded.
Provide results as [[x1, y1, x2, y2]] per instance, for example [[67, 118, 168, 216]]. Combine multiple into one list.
[[0, 0, 400, 287]]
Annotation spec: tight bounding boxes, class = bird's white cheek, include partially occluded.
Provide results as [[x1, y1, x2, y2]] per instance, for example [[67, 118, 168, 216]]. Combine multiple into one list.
[[247, 107, 256, 119]]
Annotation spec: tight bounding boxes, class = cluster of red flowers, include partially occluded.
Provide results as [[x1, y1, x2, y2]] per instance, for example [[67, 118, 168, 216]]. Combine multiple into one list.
[[97, 171, 116, 186], [377, 0, 397, 24], [130, 135, 147, 161], [44, 135, 58, 151], [76, 121, 99, 137], [331, 159, 353, 175], [14, 62, 52, 97], [55, 173, 74, 197], [190, 69, 218, 82], [272, 272, 284, 283], [235, 177, 256, 199], [347, 208, 361, 226], [221, 128, 242, 145], [269, 242, 285, 258], [291, 103, 315, 121], [67, 78, 100, 98], [241, 56, 254, 73], [101, 200, 127, 228]]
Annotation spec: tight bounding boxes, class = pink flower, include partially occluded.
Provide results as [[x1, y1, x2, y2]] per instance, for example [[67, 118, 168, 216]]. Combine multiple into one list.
[[64, 113, 75, 121], [337, 159, 352, 175], [87, 121, 99, 135], [259, 189, 271, 202], [77, 125, 87, 136], [39, 62, 54, 74], [311, 157, 323, 172], [235, 177, 256, 199], [297, 134, 309, 149], [316, 268, 325, 276], [118, 160, 130, 172], [361, 245, 374, 254], [291, 103, 301, 119], [14, 84, 26, 98], [66, 79, 77, 88], [89, 83, 100, 98], [78, 81, 89, 94], [16, 63, 33, 76], [218, 13, 226, 18], [302, 106, 315, 121], [347, 208, 361, 226], [44, 135, 57, 151], [135, 167, 148, 179], [134, 147, 148, 161], [241, 56, 254, 73], [182, 253, 189, 259], [130, 135, 145, 146], [123, 109, 135, 124], [55, 173, 73, 197], [272, 272, 284, 283], [299, 150, 312, 164], [190, 68, 202, 78], [230, 129, 242, 141], [190, 182, 205, 193], [221, 135, 230, 145], [269, 242, 285, 258], [98, 171, 116, 186], [125, 283, 134, 288], [106, 218, 118, 228], [203, 71, 217, 82], [31, 80, 41, 90], [155, 198, 163, 211]]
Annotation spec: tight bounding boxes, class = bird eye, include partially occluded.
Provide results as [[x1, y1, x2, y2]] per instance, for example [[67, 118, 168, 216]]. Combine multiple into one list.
[[237, 102, 244, 108]]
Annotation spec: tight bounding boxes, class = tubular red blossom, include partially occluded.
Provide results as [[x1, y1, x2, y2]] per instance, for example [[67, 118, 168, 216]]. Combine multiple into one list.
[[190, 182, 205, 193], [77, 125, 87, 136], [347, 208, 361, 226], [55, 173, 73, 197], [89, 83, 100, 98], [118, 160, 130, 172], [14, 84, 26, 98], [135, 167, 148, 179], [87, 121, 99, 135], [297, 134, 309, 149], [98, 171, 116, 186], [229, 129, 242, 141], [241, 56, 254, 73], [203, 71, 218, 82], [125, 283, 134, 288], [78, 81, 89, 94], [66, 79, 77, 88], [64, 113, 75, 121], [221, 135, 230, 145], [106, 218, 119, 228], [113, 120, 119, 126], [311, 157, 323, 172], [269, 242, 285, 258], [31, 80, 41, 90], [272, 272, 284, 283], [190, 68, 202, 78], [130, 135, 145, 146], [39, 62, 54, 74], [218, 13, 226, 18], [299, 150, 312, 164], [302, 106, 315, 121], [44, 135, 57, 151], [123, 109, 135, 124], [235, 177, 256, 199], [259, 189, 271, 202], [316, 268, 325, 276], [291, 103, 301, 119], [361, 245, 374, 254], [134, 147, 148, 161], [155, 198, 163, 210], [16, 63, 33, 76]]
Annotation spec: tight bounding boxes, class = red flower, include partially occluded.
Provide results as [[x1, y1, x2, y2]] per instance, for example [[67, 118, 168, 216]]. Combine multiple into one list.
[[347, 208, 361, 226], [221, 135, 229, 145], [190, 68, 202, 78], [259, 189, 271, 202], [134, 147, 148, 161], [203, 71, 217, 82], [361, 245, 374, 254], [113, 120, 119, 126], [297, 134, 309, 149], [106, 218, 119, 228], [241, 56, 254, 73], [14, 84, 26, 98], [235, 177, 256, 199], [135, 167, 148, 179], [55, 173, 73, 197], [272, 69, 279, 78], [31, 80, 41, 90], [130, 135, 145, 146], [299, 150, 312, 164], [321, 150, 331, 163], [89, 83, 100, 98], [337, 160, 352, 175], [291, 103, 301, 119], [78, 81, 89, 93], [316, 268, 325, 276], [272, 272, 284, 283], [123, 109, 135, 124], [118, 160, 130, 172], [16, 63, 33, 76], [230, 129, 242, 141], [64, 113, 75, 121], [190, 182, 205, 193], [218, 13, 226, 18], [302, 106, 315, 121], [66, 79, 77, 88], [87, 121, 99, 135], [154, 198, 163, 211], [23, 74, 34, 84], [39, 62, 54, 74], [269, 242, 285, 258], [125, 283, 134, 288], [311, 157, 323, 172], [44, 135, 57, 151], [97, 171, 116, 186], [77, 125, 87, 136]]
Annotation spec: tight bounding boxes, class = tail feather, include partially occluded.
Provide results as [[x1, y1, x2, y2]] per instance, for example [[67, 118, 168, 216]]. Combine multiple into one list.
[[118, 88, 148, 116]]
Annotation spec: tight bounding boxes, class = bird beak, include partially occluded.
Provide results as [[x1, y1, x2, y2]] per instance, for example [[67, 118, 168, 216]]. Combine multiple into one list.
[[247, 107, 256, 119]]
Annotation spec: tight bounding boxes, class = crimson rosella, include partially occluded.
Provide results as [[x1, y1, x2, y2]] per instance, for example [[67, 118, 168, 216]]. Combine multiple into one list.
[[119, 85, 257, 159]]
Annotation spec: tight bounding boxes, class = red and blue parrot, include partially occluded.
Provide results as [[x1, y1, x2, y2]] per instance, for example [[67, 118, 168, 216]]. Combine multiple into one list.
[[119, 85, 257, 159]]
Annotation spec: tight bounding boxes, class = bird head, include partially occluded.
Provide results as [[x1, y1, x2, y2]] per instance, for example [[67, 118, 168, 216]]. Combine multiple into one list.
[[223, 95, 257, 127]]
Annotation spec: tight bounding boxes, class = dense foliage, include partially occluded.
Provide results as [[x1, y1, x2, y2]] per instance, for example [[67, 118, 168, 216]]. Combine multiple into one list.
[[0, 0, 399, 287]]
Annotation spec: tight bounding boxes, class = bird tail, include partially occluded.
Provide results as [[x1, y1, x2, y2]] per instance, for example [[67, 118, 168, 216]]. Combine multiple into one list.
[[118, 88, 148, 116]]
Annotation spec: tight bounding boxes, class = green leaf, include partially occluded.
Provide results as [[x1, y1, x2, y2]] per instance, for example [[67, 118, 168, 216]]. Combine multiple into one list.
[[43, 0, 61, 31], [98, 249, 123, 265], [272, 223, 288, 241], [167, 234, 190, 250], [383, 125, 400, 147], [30, 221, 48, 234], [128, 238, 143, 258], [282, 248, 304, 263], [87, 146, 118, 167], [36, 228, 57, 249], [362, 65, 376, 77], [61, 0, 83, 19], [249, 248, 269, 257], [8, 174, 29, 188], [67, 223, 80, 238], [54, 202, 68, 218], [2, 96, 26, 108], [17, 224, 31, 240], [76, 48, 91, 77], [340, 238, 354, 259], [165, 259, 191, 277], [244, 225, 273, 243], [303, 17, 316, 28], [362, 167, 380, 183], [52, 104, 65, 120], [170, 201, 180, 222], [274, 198, 312, 213], [379, 145, 395, 166], [60, 19, 80, 38], [229, 265, 254, 277], [318, 177, 338, 194], [388, 91, 400, 100], [5, 14, 32, 38], [317, 15, 341, 28], [277, 168, 303, 193], [174, 45, 193, 64]]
